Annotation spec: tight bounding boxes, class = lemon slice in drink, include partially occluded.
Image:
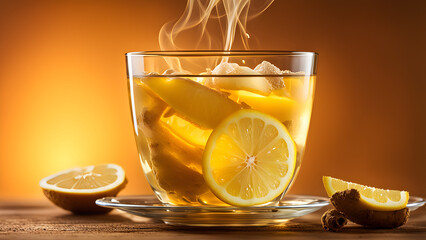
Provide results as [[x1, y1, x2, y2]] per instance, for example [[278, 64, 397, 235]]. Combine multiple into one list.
[[323, 176, 409, 211], [40, 164, 127, 214], [227, 90, 299, 122], [203, 109, 297, 206], [162, 114, 212, 146], [142, 76, 243, 129]]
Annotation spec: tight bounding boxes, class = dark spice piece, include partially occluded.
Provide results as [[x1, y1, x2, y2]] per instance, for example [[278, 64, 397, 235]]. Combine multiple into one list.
[[321, 209, 347, 231]]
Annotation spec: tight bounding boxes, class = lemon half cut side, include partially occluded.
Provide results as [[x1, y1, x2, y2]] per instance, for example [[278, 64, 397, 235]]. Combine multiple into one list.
[[40, 164, 127, 214]]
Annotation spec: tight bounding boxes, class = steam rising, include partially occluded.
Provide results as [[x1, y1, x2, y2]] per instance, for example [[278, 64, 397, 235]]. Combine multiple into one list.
[[159, 0, 274, 51]]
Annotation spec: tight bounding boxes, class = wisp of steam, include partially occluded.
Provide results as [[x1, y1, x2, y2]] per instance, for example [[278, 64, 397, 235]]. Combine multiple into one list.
[[159, 0, 274, 52]]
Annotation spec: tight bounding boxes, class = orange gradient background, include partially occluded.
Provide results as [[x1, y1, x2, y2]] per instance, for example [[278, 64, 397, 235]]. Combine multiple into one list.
[[1, 0, 425, 199]]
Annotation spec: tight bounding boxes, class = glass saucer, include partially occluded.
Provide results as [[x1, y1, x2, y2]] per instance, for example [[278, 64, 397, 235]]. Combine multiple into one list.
[[96, 195, 425, 227], [96, 195, 329, 226]]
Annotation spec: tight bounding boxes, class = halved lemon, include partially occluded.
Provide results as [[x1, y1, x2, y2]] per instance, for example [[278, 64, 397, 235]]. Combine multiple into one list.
[[203, 109, 297, 206], [40, 164, 127, 214], [323, 176, 409, 211]]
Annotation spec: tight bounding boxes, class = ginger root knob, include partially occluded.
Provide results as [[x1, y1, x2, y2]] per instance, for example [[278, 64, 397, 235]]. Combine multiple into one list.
[[331, 189, 410, 229]]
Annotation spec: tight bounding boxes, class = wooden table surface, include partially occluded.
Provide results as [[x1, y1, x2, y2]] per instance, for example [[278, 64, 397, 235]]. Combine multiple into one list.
[[1, 198, 425, 240]]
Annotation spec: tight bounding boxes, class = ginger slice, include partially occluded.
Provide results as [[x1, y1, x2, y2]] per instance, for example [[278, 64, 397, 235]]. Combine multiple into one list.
[[210, 62, 273, 96], [331, 189, 410, 229], [136, 83, 210, 203], [254, 61, 285, 90]]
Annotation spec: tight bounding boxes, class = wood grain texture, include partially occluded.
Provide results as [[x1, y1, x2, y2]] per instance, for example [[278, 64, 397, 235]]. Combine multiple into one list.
[[0, 199, 425, 240]]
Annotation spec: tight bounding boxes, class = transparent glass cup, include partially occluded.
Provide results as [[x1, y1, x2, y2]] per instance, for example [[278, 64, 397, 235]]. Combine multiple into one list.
[[127, 51, 318, 206]]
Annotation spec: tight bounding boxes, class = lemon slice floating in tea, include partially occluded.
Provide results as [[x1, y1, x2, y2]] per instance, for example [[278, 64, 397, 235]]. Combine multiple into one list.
[[323, 176, 409, 211], [142, 76, 244, 129], [227, 90, 299, 122], [203, 109, 297, 206], [40, 164, 127, 214]]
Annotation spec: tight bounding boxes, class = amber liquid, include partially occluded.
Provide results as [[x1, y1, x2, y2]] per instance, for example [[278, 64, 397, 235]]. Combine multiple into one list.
[[129, 75, 315, 206]]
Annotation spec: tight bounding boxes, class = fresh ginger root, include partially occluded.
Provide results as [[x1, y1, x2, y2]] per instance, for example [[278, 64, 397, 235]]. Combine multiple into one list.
[[321, 209, 348, 231], [330, 189, 410, 229], [136, 83, 210, 204]]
